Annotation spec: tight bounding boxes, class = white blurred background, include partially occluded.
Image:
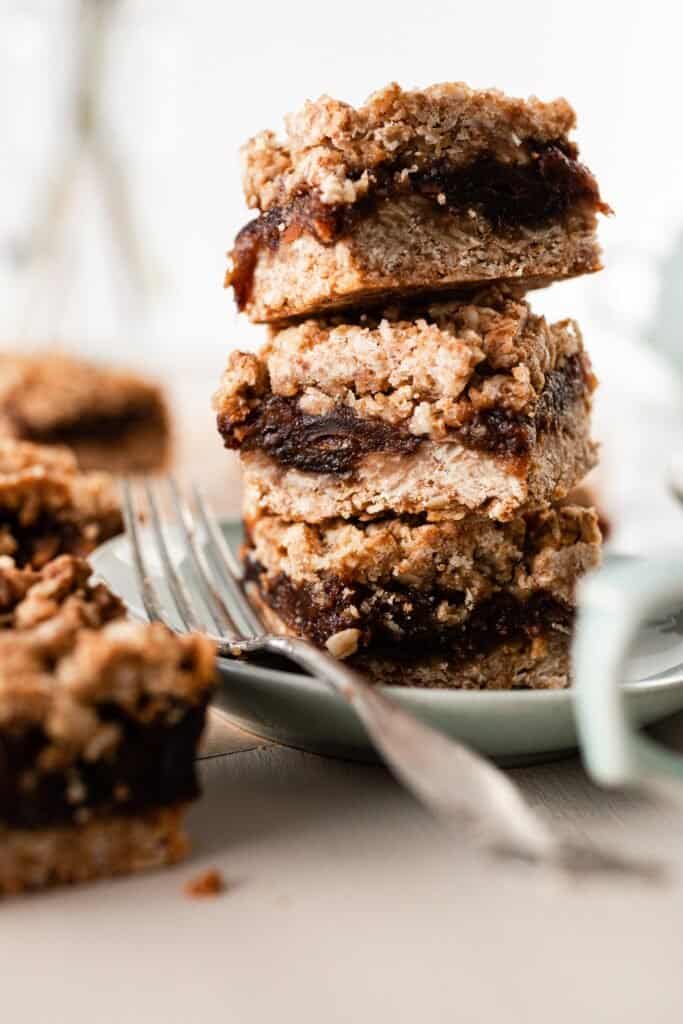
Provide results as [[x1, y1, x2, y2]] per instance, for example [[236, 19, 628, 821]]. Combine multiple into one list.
[[1, 0, 682, 546]]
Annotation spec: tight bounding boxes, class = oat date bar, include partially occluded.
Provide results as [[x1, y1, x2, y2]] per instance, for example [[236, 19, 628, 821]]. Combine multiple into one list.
[[244, 504, 601, 690], [215, 289, 597, 522], [227, 82, 609, 322], [0, 440, 122, 567], [0, 351, 170, 475], [0, 614, 215, 895]]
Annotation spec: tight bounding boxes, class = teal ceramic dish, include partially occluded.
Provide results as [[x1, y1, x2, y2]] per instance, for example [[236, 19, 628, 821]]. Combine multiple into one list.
[[91, 522, 683, 766]]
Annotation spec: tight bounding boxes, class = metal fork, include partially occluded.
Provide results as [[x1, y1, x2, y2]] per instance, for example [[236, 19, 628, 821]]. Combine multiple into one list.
[[119, 476, 659, 876]]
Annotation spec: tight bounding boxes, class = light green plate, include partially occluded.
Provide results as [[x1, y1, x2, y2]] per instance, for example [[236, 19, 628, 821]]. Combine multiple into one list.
[[91, 522, 683, 766]]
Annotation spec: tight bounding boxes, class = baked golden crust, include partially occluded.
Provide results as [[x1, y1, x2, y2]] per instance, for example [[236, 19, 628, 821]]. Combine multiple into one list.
[[0, 351, 170, 473], [240, 414, 597, 523], [356, 632, 572, 690], [242, 82, 579, 212], [0, 619, 215, 735], [0, 804, 189, 896], [0, 439, 122, 567], [228, 199, 603, 323]]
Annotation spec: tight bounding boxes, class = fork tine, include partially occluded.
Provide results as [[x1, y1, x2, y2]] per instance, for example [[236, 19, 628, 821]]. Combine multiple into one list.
[[120, 478, 170, 626], [191, 482, 263, 639], [166, 477, 242, 639], [191, 484, 244, 580], [143, 478, 204, 633]]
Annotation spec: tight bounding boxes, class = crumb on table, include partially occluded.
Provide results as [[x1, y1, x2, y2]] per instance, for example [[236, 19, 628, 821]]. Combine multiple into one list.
[[183, 868, 225, 898]]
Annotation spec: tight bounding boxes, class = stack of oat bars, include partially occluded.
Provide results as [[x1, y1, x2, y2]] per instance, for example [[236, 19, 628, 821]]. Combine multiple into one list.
[[215, 82, 608, 690], [0, 444, 213, 894], [0, 347, 218, 894]]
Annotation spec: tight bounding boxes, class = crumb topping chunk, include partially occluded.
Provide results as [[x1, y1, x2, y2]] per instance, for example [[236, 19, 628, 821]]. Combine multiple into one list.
[[0, 439, 122, 567]]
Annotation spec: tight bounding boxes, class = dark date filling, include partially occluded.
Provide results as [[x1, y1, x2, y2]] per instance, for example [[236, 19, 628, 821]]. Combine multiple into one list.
[[246, 558, 571, 661], [218, 354, 587, 473], [0, 699, 208, 829], [1, 510, 122, 568], [455, 351, 587, 457], [2, 516, 91, 569], [5, 400, 164, 446], [219, 398, 421, 474], [229, 141, 608, 309]]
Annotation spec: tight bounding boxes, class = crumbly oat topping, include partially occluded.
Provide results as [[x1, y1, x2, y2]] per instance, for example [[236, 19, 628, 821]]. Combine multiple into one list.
[[214, 289, 595, 443], [242, 82, 578, 211], [246, 505, 601, 658], [325, 628, 361, 659], [0, 620, 216, 760], [0, 553, 215, 846], [0, 439, 122, 567], [214, 352, 270, 443], [246, 505, 601, 610], [0, 554, 123, 637]]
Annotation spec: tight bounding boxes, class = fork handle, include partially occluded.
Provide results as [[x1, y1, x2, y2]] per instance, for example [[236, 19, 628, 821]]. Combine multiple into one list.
[[257, 637, 564, 861]]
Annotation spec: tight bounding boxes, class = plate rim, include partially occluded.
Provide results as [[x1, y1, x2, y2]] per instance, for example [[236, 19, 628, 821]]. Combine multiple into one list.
[[90, 521, 683, 703]]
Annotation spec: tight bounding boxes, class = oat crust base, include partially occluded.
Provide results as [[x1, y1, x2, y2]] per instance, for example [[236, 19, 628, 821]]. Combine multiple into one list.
[[357, 633, 571, 690], [0, 804, 188, 896], [233, 198, 602, 323], [241, 400, 597, 523]]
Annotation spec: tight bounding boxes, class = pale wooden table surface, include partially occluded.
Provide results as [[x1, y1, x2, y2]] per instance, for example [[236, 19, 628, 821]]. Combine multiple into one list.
[[5, 363, 683, 1022], [3, 710, 683, 1023]]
